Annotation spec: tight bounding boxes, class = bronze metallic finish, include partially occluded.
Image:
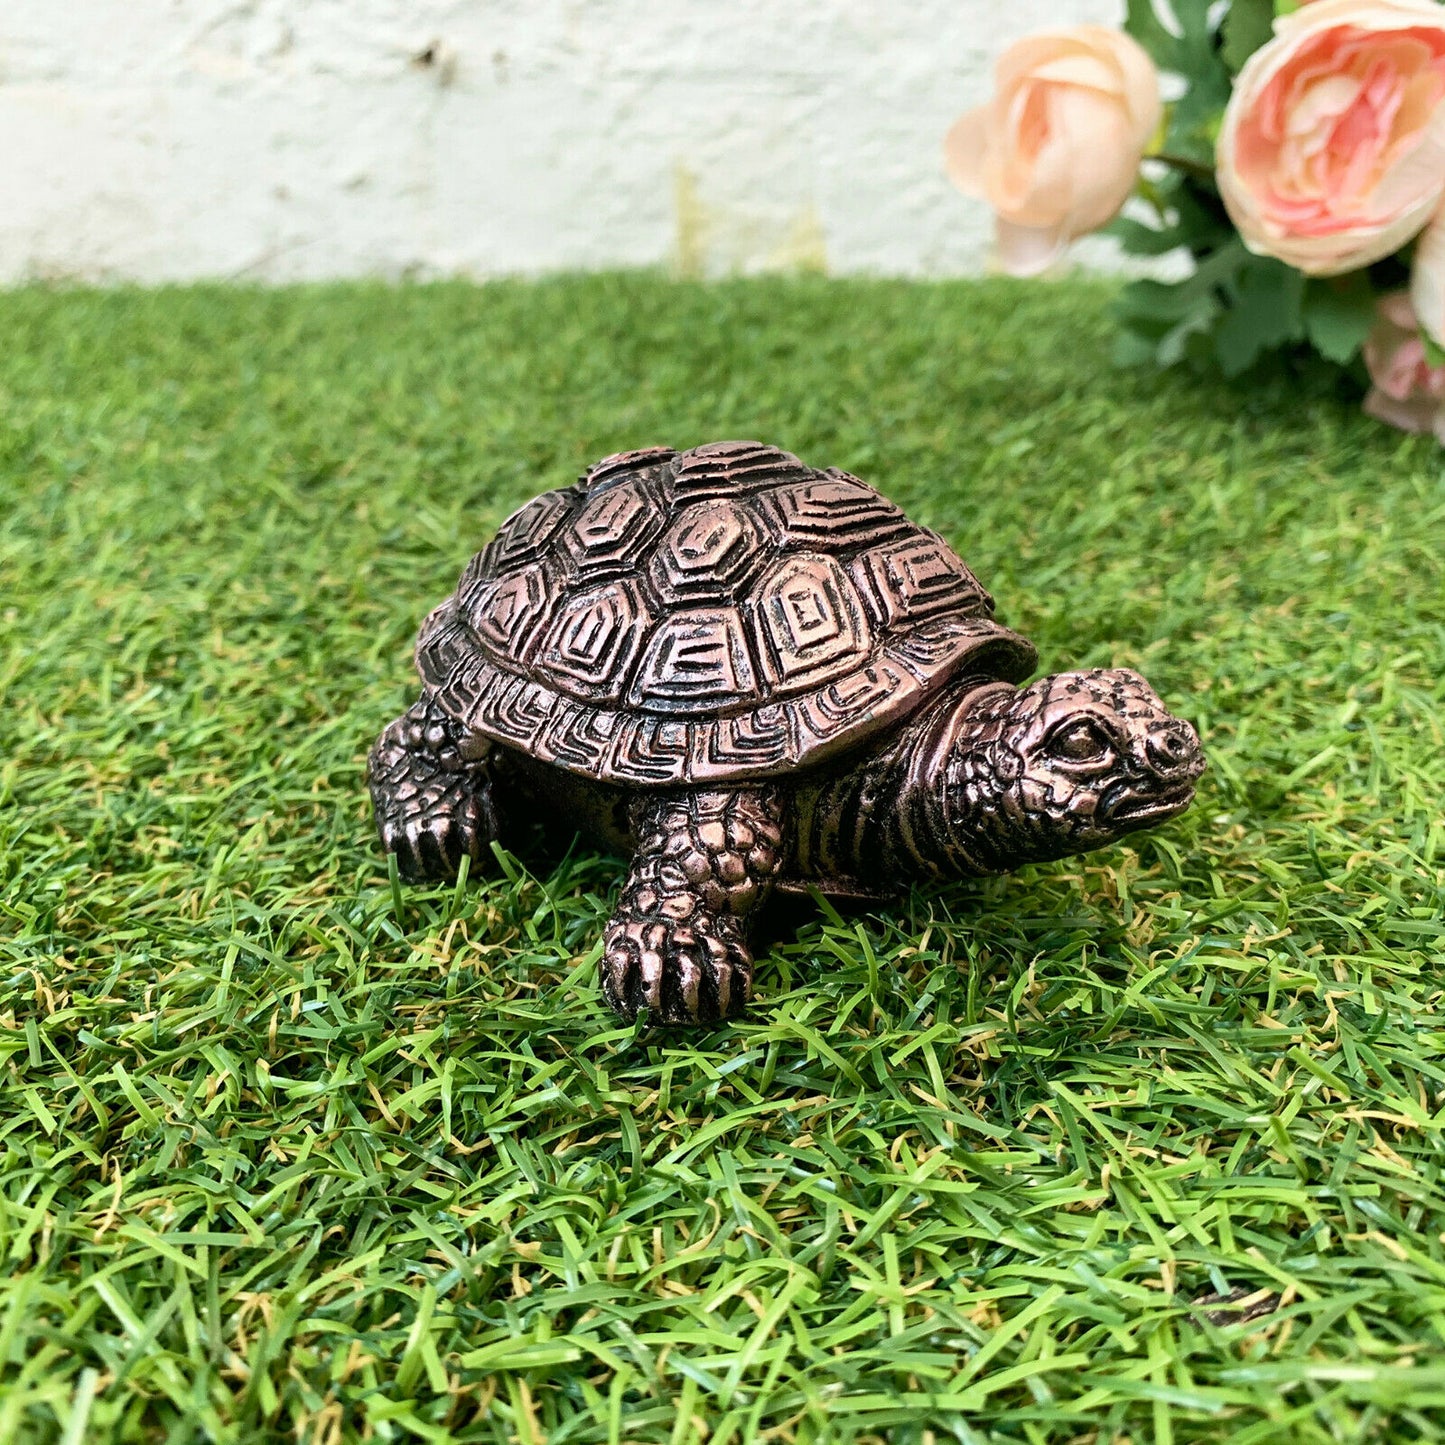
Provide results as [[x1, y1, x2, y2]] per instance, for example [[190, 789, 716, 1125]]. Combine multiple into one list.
[[370, 441, 1205, 1024]]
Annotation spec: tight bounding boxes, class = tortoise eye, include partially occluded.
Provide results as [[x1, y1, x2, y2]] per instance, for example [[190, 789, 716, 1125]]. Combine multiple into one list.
[[1052, 721, 1111, 763]]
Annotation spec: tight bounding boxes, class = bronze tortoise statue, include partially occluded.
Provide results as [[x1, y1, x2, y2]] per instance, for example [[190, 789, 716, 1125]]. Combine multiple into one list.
[[369, 441, 1204, 1023]]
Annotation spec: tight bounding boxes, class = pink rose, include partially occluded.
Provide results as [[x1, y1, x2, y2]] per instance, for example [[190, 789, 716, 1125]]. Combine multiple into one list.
[[1217, 0, 1445, 275], [944, 28, 1161, 277], [1362, 290, 1445, 438]]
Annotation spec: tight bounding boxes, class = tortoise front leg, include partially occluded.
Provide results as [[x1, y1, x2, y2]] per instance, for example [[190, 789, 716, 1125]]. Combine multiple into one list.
[[602, 788, 785, 1024], [368, 692, 504, 880]]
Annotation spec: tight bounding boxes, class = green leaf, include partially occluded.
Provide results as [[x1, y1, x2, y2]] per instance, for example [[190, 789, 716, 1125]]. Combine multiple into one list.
[[1114, 239, 1253, 370], [1168, 72, 1232, 164], [1222, 0, 1277, 73], [1117, 277, 1213, 325], [1214, 256, 1306, 376], [1110, 216, 1190, 258], [1127, 1, 1228, 72], [1159, 301, 1225, 368], [1113, 324, 1163, 367], [1171, 0, 1227, 67], [1126, 4, 1233, 166], [1111, 175, 1234, 262], [1173, 0, 1219, 50], [1303, 275, 1379, 365], [1124, 0, 1184, 68]]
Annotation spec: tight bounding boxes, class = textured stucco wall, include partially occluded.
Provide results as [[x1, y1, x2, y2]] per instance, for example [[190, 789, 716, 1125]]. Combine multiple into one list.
[[0, 0, 1121, 282]]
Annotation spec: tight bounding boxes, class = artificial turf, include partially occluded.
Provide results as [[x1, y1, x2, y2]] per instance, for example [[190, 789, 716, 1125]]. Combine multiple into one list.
[[0, 275, 1442, 1444]]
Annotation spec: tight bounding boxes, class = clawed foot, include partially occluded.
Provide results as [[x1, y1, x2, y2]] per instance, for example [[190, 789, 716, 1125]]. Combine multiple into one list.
[[602, 911, 754, 1024], [375, 781, 497, 880], [368, 700, 500, 881], [600, 788, 783, 1024]]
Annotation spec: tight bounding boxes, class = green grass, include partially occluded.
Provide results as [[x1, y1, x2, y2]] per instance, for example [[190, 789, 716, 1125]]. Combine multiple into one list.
[[1, 275, 1442, 1444]]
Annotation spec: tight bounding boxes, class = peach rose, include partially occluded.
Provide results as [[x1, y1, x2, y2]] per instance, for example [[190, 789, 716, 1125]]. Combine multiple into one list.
[[944, 28, 1161, 277], [1362, 290, 1445, 438], [1218, 0, 1445, 276], [1409, 202, 1445, 342]]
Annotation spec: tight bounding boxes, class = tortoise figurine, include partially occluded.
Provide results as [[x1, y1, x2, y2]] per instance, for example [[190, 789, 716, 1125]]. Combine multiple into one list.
[[370, 441, 1205, 1024]]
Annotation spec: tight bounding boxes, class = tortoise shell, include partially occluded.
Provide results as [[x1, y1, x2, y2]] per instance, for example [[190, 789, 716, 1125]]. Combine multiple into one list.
[[416, 441, 1037, 784]]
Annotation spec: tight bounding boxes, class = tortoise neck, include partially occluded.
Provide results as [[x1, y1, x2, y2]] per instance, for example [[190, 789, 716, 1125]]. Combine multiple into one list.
[[787, 675, 1010, 886], [894, 677, 1017, 878]]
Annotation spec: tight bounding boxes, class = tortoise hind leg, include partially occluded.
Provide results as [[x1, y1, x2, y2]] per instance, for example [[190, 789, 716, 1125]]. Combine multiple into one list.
[[602, 788, 785, 1024], [368, 693, 504, 880]]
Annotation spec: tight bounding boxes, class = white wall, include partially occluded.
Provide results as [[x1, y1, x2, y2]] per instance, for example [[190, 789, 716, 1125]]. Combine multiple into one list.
[[0, 0, 1120, 282]]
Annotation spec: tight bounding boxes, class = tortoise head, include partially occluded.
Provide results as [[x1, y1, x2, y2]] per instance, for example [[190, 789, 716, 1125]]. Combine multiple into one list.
[[942, 669, 1205, 871]]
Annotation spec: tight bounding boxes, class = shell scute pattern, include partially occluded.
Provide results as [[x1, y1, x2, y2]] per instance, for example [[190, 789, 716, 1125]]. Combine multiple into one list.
[[582, 446, 678, 492], [629, 607, 757, 714], [561, 476, 666, 578], [536, 705, 620, 769], [417, 442, 1037, 784], [757, 471, 912, 548], [471, 674, 554, 748], [849, 532, 992, 627], [609, 715, 694, 783], [691, 704, 797, 776], [752, 553, 868, 692], [538, 578, 652, 702], [648, 500, 769, 602], [665, 440, 813, 503], [481, 489, 577, 574], [465, 562, 553, 658]]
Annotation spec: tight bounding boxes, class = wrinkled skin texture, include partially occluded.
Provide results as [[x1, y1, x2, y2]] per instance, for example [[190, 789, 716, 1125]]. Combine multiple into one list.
[[935, 669, 1205, 873], [368, 695, 502, 880], [789, 667, 1204, 890], [601, 790, 785, 1023], [370, 668, 1204, 1024]]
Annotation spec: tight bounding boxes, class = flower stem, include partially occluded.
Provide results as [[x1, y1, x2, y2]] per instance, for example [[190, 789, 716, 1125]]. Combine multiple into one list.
[[1150, 151, 1217, 182]]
